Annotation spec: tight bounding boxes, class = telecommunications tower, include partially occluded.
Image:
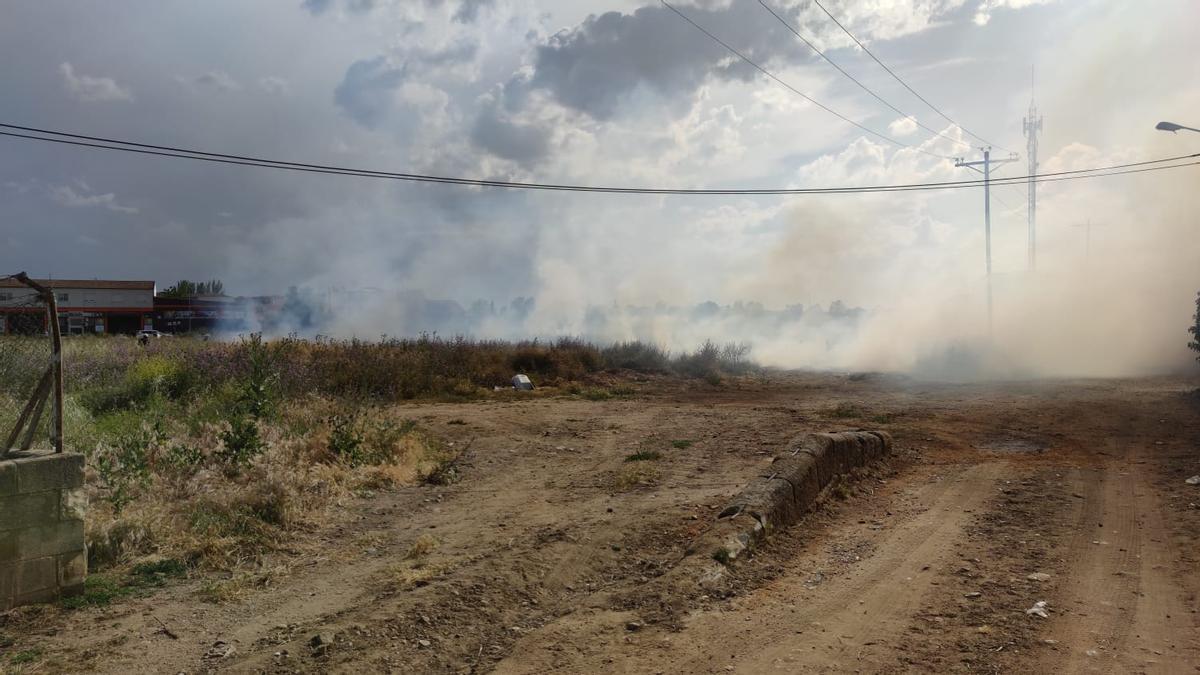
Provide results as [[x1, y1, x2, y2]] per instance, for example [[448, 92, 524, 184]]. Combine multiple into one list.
[[1023, 68, 1043, 271]]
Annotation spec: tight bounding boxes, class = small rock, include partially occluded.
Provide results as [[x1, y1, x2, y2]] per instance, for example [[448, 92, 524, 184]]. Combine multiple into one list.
[[204, 640, 237, 659], [418, 639, 432, 648], [1185, 475, 1200, 486], [1026, 600, 1050, 618], [964, 592, 982, 599], [626, 621, 643, 632], [1027, 572, 1051, 582]]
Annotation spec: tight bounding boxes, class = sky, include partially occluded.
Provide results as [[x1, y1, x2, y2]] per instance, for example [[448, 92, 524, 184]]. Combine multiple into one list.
[[1, 0, 1198, 376]]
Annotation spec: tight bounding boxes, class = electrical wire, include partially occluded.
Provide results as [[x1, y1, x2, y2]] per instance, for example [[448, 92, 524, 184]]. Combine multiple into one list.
[[659, 1, 955, 161], [1, 124, 1197, 195], [811, 0, 1012, 153], [756, 0, 970, 151]]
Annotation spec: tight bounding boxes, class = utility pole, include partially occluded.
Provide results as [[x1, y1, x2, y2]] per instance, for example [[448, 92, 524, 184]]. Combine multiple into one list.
[[956, 147, 1019, 332], [1023, 68, 1043, 271]]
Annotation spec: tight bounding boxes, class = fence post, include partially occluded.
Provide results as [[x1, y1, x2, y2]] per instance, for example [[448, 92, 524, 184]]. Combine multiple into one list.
[[13, 272, 64, 453]]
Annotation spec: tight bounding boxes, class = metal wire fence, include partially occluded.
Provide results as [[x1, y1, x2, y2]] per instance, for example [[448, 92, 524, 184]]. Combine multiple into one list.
[[1, 274, 61, 457]]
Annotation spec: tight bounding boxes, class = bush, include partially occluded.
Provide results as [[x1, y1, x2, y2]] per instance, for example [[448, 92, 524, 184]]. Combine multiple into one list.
[[218, 416, 265, 467], [93, 428, 155, 514]]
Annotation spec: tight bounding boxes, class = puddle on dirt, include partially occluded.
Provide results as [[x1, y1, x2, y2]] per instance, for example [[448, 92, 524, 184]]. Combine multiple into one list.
[[975, 438, 1046, 454]]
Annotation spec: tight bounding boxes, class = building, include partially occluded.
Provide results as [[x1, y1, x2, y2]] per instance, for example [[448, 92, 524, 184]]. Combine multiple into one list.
[[153, 294, 250, 334], [0, 278, 155, 335]]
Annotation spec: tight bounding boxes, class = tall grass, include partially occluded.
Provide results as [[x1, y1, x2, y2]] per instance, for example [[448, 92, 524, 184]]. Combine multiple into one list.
[[0, 334, 756, 583]]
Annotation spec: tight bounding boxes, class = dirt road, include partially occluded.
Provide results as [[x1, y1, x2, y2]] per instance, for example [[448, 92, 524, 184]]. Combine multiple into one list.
[[4, 374, 1198, 673]]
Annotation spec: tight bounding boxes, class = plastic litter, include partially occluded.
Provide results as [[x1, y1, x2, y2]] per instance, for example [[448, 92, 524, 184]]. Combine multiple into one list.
[[1185, 475, 1200, 485], [512, 374, 534, 391], [1025, 600, 1049, 618]]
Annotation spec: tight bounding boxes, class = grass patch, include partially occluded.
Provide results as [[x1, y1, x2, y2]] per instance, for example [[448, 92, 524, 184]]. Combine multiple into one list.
[[8, 649, 41, 666], [830, 402, 862, 419], [61, 575, 132, 609], [580, 388, 613, 401], [446, 418, 467, 425], [61, 557, 189, 610], [624, 449, 662, 462], [614, 463, 660, 490], [670, 439, 693, 449], [405, 534, 439, 559], [870, 413, 896, 424], [712, 547, 732, 566]]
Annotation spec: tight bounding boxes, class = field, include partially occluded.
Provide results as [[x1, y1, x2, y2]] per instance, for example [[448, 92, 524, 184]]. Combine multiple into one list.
[[1, 339, 1198, 673]]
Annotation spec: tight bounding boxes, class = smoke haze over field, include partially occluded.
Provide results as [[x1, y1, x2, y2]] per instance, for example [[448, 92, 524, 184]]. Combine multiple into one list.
[[2, 0, 1198, 378]]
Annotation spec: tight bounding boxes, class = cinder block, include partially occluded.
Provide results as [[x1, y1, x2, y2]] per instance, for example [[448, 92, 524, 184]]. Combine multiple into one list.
[[13, 453, 84, 493], [14, 585, 59, 607], [60, 487, 87, 522], [0, 531, 16, 562], [15, 555, 57, 593], [14, 520, 84, 559], [58, 548, 87, 589], [0, 491, 60, 532], [0, 460, 16, 494], [0, 560, 14, 604]]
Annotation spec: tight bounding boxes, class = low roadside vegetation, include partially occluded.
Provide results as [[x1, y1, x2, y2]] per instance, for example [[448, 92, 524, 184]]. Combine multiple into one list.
[[0, 333, 757, 603]]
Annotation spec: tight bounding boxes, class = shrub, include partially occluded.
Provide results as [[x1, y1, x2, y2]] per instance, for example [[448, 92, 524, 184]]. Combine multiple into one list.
[[218, 416, 265, 467], [93, 428, 155, 514]]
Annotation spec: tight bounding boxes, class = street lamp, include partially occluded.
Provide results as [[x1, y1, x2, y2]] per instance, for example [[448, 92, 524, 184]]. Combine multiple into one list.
[[1156, 121, 1200, 134]]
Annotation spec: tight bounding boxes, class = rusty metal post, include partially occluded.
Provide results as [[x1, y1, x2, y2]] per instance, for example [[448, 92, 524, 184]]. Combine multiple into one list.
[[13, 272, 64, 453]]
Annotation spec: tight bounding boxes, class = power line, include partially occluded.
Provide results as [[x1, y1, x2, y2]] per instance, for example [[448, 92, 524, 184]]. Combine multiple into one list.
[[811, 0, 1012, 153], [659, 1, 954, 161], [1, 124, 1197, 195], [756, 0, 970, 150]]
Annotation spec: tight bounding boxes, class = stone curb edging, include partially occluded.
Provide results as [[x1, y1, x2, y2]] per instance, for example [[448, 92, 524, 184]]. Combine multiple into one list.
[[660, 430, 892, 591]]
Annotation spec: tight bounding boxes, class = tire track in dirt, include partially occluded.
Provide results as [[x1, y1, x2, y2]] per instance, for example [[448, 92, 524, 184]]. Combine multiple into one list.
[[1047, 451, 1199, 673], [492, 463, 1006, 674]]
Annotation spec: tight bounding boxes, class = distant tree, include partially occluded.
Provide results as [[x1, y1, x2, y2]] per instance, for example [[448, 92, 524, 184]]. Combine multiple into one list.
[[160, 279, 225, 298], [1189, 290, 1200, 363]]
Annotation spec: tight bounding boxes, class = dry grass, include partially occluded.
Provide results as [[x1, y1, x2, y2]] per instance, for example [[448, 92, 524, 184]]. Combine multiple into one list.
[[405, 534, 440, 559], [81, 399, 455, 576], [614, 463, 661, 491]]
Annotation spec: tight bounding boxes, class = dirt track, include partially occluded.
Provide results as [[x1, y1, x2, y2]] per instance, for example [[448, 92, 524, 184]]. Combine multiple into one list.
[[6, 373, 1199, 673]]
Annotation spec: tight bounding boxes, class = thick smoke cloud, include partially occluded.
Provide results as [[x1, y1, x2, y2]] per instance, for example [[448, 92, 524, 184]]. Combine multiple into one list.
[[2, 0, 1197, 380]]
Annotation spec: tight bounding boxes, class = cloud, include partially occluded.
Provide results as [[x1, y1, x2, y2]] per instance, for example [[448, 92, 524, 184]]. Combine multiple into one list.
[[469, 101, 551, 167], [259, 76, 290, 95], [888, 117, 919, 136], [300, 0, 333, 14], [334, 43, 476, 127], [190, 70, 242, 91], [334, 57, 408, 127], [453, 0, 495, 23], [974, 0, 1058, 25], [58, 62, 132, 102], [49, 183, 138, 214], [301, 0, 375, 15]]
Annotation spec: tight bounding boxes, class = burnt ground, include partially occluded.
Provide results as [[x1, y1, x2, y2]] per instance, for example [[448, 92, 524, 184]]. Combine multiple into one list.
[[3, 372, 1198, 674]]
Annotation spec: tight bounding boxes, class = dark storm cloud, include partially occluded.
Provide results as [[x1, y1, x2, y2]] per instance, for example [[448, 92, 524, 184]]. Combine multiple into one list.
[[453, 0, 495, 23], [334, 57, 408, 127], [333, 43, 477, 128], [469, 102, 551, 166], [525, 1, 807, 120], [301, 0, 333, 14], [301, 0, 374, 15]]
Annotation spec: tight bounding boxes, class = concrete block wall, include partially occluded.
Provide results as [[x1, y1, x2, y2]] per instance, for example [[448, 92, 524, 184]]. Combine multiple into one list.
[[0, 452, 87, 610]]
